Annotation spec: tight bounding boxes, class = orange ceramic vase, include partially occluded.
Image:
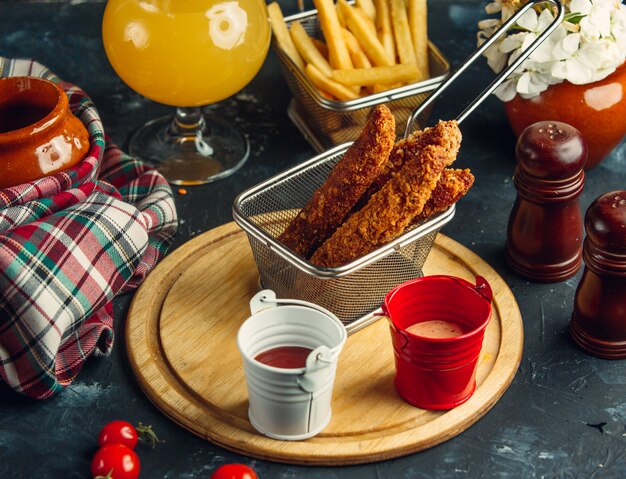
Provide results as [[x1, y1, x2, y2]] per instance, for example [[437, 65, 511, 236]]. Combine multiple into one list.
[[0, 76, 90, 189], [504, 62, 626, 170]]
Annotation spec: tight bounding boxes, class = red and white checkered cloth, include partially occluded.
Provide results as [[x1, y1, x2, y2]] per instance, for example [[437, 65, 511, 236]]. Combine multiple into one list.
[[0, 58, 178, 399]]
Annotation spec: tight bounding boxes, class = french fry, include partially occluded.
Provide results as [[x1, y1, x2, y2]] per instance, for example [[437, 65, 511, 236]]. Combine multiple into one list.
[[313, 0, 353, 70], [337, 0, 393, 67], [351, 3, 383, 93], [331, 63, 422, 86], [373, 0, 396, 62], [408, 0, 429, 78], [274, 0, 429, 103], [268, 2, 305, 71], [290, 21, 333, 77], [336, 1, 346, 27], [317, 89, 336, 100], [390, 0, 417, 66], [372, 82, 404, 93], [305, 63, 360, 101], [311, 38, 330, 59], [342, 28, 372, 69], [353, 6, 379, 38], [356, 0, 377, 21]]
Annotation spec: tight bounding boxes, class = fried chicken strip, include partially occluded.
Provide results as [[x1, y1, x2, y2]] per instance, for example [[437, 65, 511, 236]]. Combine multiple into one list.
[[310, 120, 462, 268], [278, 104, 396, 258], [367, 129, 427, 196], [347, 128, 428, 214], [349, 124, 465, 215], [412, 168, 474, 224]]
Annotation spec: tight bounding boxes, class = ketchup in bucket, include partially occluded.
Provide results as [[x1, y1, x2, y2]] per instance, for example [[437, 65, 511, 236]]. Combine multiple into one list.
[[255, 346, 313, 369]]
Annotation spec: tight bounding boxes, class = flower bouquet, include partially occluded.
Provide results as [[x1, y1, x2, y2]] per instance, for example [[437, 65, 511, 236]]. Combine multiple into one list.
[[478, 0, 626, 168], [478, 0, 626, 100]]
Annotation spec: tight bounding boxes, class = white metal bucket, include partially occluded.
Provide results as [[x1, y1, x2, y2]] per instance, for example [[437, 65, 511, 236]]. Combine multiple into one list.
[[237, 290, 347, 440]]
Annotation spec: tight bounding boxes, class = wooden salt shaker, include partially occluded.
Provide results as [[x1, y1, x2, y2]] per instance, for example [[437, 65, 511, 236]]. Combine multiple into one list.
[[570, 191, 626, 359], [505, 121, 586, 282]]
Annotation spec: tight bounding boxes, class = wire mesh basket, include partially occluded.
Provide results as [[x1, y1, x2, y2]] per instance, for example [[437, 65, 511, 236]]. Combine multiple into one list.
[[232, 143, 455, 333], [275, 8, 450, 153]]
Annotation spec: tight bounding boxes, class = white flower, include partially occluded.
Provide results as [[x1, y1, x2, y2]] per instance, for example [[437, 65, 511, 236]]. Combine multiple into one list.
[[484, 42, 509, 73], [485, 1, 504, 15], [578, 1, 612, 39], [570, 0, 592, 14], [477, 0, 626, 101], [493, 78, 518, 102]]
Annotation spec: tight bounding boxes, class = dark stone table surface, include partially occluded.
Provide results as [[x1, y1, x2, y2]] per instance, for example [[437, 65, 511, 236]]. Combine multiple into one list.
[[1, 1, 625, 478]]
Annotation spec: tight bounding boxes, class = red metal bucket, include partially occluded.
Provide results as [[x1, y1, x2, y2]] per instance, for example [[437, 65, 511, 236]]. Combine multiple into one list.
[[383, 275, 493, 410]]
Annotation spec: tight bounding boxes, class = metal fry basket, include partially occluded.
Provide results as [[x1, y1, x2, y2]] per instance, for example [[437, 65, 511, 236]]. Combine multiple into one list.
[[275, 8, 450, 152], [233, 144, 455, 333]]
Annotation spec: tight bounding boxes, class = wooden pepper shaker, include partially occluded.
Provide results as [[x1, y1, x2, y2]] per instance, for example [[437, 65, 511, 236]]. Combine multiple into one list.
[[570, 191, 626, 359], [505, 121, 587, 282]]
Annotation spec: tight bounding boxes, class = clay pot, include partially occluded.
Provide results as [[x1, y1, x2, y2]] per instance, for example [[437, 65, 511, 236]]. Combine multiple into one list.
[[0, 76, 90, 189], [504, 63, 626, 170]]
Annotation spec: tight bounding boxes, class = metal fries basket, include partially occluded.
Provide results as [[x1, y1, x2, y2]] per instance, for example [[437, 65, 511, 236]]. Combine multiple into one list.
[[232, 144, 456, 333], [275, 8, 451, 152]]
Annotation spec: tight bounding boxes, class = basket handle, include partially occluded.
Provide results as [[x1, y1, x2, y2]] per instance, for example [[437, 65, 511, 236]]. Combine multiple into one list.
[[404, 0, 564, 137]]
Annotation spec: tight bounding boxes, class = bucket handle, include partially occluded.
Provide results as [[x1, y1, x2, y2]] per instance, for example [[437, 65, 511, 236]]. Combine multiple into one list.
[[389, 321, 410, 351], [474, 275, 493, 303], [434, 275, 492, 303], [297, 345, 334, 393], [379, 297, 410, 350], [250, 289, 343, 327], [249, 289, 277, 315]]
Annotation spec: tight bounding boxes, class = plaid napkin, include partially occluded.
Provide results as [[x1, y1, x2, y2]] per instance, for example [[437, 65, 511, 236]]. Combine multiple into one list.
[[0, 58, 178, 399]]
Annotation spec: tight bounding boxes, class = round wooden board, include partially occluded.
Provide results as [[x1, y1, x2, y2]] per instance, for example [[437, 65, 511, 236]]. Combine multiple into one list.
[[126, 221, 523, 466]]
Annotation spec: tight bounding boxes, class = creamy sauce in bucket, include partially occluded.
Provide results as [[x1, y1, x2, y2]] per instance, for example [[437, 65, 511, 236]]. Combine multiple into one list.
[[406, 320, 465, 339]]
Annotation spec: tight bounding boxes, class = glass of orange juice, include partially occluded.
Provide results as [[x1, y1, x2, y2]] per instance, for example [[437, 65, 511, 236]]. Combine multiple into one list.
[[102, 0, 271, 184]]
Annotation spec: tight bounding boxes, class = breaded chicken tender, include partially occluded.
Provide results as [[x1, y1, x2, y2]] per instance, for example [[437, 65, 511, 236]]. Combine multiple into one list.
[[412, 168, 474, 224], [310, 120, 462, 267], [347, 128, 429, 214], [348, 135, 474, 221], [365, 129, 428, 198], [278, 104, 396, 258]]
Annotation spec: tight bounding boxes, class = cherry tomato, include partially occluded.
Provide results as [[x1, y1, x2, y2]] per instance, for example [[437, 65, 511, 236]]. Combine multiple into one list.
[[210, 463, 258, 479], [91, 443, 140, 479], [98, 420, 139, 449]]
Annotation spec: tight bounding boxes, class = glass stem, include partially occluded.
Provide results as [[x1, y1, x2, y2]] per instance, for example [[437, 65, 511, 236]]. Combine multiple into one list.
[[171, 107, 205, 135], [169, 107, 213, 156]]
